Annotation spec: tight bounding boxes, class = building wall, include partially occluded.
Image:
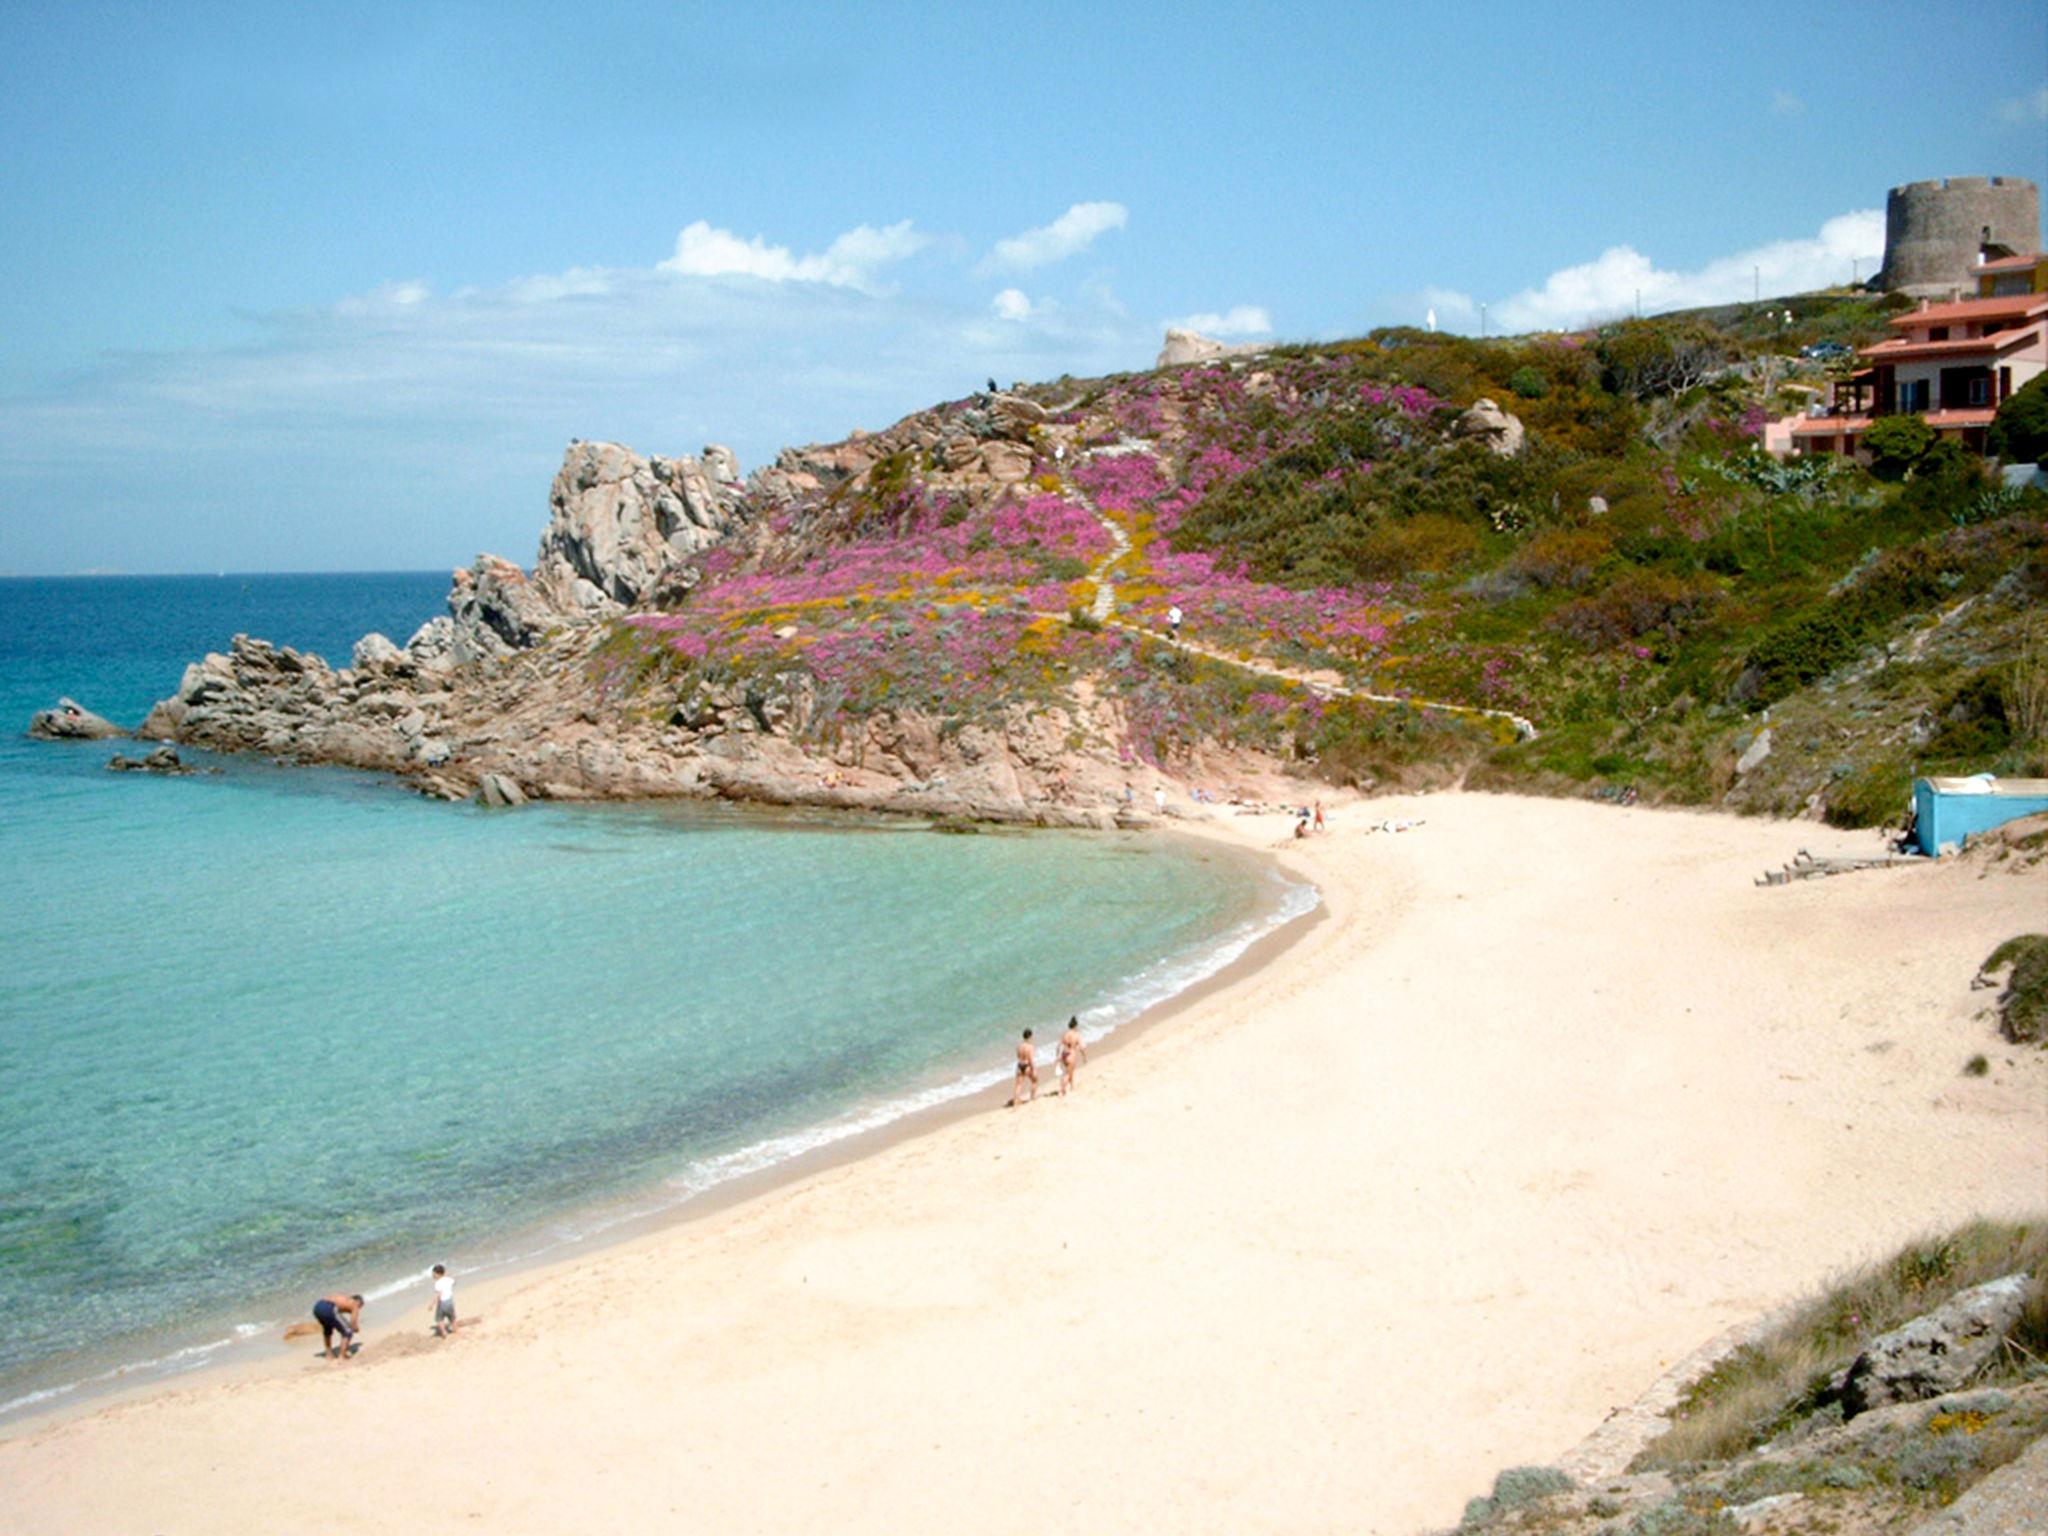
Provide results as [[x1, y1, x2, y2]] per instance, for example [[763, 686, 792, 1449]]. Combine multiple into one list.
[[1876, 177, 2041, 297]]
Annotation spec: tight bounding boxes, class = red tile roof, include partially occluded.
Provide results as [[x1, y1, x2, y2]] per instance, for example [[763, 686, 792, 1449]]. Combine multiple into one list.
[[1861, 323, 2048, 362], [1790, 415, 1870, 436], [1887, 293, 2048, 328], [1922, 409, 1997, 429], [1978, 253, 2044, 273]]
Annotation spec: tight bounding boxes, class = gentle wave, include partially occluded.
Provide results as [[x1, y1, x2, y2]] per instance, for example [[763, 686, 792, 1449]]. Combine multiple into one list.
[[0, 864, 1317, 1426], [492, 867, 1317, 1243], [1, 1332, 259, 1419]]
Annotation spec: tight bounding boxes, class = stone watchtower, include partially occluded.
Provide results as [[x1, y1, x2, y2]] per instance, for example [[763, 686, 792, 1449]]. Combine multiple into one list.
[[1875, 176, 2041, 298]]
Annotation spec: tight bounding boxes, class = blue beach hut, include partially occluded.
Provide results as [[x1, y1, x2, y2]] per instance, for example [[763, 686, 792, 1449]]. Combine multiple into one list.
[[1912, 775, 2048, 856]]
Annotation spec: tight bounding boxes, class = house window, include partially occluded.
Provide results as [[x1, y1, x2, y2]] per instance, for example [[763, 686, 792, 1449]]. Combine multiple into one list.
[[1929, 327, 1949, 341], [2001, 367, 2013, 401], [1899, 380, 1930, 413], [1968, 376, 1990, 406]]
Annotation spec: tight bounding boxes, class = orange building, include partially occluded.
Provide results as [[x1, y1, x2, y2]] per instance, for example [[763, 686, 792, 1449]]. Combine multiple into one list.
[[1790, 283, 2047, 457]]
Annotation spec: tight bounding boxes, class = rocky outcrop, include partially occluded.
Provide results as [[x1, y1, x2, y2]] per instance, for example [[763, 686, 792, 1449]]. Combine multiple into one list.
[[28, 698, 122, 740], [534, 441, 745, 612], [1157, 328, 1267, 368], [1834, 1274, 2032, 1416], [447, 554, 559, 661], [1454, 397, 1526, 457], [140, 635, 455, 772], [106, 745, 191, 775]]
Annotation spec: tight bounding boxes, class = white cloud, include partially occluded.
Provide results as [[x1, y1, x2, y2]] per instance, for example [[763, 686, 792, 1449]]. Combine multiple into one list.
[[1995, 85, 2048, 124], [658, 218, 928, 292], [1163, 305, 1272, 337], [1431, 209, 1885, 334], [0, 234, 1155, 573], [335, 279, 432, 315], [991, 287, 1033, 321], [1770, 89, 1805, 116], [981, 202, 1128, 273]]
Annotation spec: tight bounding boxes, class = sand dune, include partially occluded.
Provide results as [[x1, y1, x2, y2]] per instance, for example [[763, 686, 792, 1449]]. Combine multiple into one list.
[[3, 793, 2042, 1535]]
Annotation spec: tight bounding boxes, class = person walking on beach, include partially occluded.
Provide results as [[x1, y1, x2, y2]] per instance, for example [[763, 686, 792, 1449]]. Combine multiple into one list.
[[312, 1293, 364, 1361], [1008, 1028, 1038, 1106], [1057, 1016, 1088, 1097], [430, 1264, 457, 1338], [1312, 802, 1326, 833], [1154, 784, 1167, 816]]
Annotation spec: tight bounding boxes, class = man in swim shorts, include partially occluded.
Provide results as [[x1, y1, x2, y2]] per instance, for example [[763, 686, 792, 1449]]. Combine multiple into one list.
[[1057, 1016, 1087, 1097], [1008, 1028, 1038, 1106], [312, 1292, 364, 1361]]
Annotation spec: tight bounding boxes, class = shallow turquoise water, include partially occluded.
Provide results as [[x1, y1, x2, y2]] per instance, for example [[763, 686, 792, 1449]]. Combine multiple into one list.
[[0, 576, 1304, 1414]]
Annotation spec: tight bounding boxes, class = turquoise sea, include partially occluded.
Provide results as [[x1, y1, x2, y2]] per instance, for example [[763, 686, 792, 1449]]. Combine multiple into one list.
[[0, 574, 1311, 1419]]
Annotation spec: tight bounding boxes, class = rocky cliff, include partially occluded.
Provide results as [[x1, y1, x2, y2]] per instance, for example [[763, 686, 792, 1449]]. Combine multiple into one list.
[[135, 411, 1187, 824]]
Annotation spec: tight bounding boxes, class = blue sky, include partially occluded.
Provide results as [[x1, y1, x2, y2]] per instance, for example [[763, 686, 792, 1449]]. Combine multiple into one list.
[[2, 0, 2043, 574]]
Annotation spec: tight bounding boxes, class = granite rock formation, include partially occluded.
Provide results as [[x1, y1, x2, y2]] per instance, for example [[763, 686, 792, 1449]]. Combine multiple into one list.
[[28, 698, 123, 740], [535, 441, 745, 612], [1156, 327, 1267, 368]]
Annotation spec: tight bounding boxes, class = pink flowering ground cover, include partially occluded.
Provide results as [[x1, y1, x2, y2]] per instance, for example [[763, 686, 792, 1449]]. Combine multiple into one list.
[[595, 351, 1533, 762]]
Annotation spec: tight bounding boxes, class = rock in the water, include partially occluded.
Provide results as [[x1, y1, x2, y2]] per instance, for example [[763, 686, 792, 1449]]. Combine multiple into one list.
[[28, 698, 122, 740], [1455, 397, 1526, 457], [1836, 1273, 2031, 1417], [351, 632, 405, 671], [106, 745, 190, 775], [476, 772, 527, 809], [1156, 327, 1266, 368]]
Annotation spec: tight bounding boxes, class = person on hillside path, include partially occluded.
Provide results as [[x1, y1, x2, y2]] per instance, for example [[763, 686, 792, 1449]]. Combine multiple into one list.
[[312, 1293, 364, 1361], [1008, 1028, 1038, 1106], [1167, 604, 1183, 640], [1057, 1016, 1088, 1097]]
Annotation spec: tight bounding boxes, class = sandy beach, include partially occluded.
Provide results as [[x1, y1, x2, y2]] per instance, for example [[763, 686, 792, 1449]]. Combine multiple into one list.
[[3, 792, 2043, 1535]]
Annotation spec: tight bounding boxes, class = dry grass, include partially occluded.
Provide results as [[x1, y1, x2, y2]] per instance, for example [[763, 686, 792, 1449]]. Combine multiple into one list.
[[2009, 623, 2048, 752], [1636, 1219, 2048, 1469]]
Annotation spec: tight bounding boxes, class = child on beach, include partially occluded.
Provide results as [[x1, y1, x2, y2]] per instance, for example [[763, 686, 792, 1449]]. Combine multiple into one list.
[[1057, 1016, 1087, 1096], [430, 1264, 457, 1338]]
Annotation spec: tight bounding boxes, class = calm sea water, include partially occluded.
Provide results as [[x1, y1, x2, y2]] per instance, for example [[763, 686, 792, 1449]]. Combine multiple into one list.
[[0, 574, 1309, 1418]]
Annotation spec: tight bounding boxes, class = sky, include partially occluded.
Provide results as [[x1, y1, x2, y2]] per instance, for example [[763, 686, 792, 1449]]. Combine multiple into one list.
[[1, 0, 2043, 575]]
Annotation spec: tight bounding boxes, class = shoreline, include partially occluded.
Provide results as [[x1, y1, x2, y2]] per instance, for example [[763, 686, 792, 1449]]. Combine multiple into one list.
[[4, 791, 2042, 1535], [0, 813, 1322, 1435]]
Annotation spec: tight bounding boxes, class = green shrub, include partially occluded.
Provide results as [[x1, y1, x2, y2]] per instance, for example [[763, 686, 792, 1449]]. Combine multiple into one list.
[[1988, 371, 2048, 467], [1597, 320, 1728, 400], [1825, 757, 1912, 829], [1460, 1465, 1574, 1527], [1863, 414, 1937, 480], [1507, 365, 1550, 400], [1546, 569, 1719, 650], [1980, 935, 2048, 1045]]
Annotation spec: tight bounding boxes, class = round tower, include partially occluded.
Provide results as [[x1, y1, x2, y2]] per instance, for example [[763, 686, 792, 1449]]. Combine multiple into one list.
[[1875, 176, 2041, 297]]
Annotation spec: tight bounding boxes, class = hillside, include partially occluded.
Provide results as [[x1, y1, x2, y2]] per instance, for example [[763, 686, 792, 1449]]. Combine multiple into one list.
[[137, 297, 2048, 829]]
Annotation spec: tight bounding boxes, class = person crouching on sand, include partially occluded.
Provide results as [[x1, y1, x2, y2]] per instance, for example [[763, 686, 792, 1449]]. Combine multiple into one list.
[[1008, 1028, 1038, 1106], [430, 1264, 457, 1338], [1057, 1016, 1088, 1096], [313, 1293, 364, 1361]]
